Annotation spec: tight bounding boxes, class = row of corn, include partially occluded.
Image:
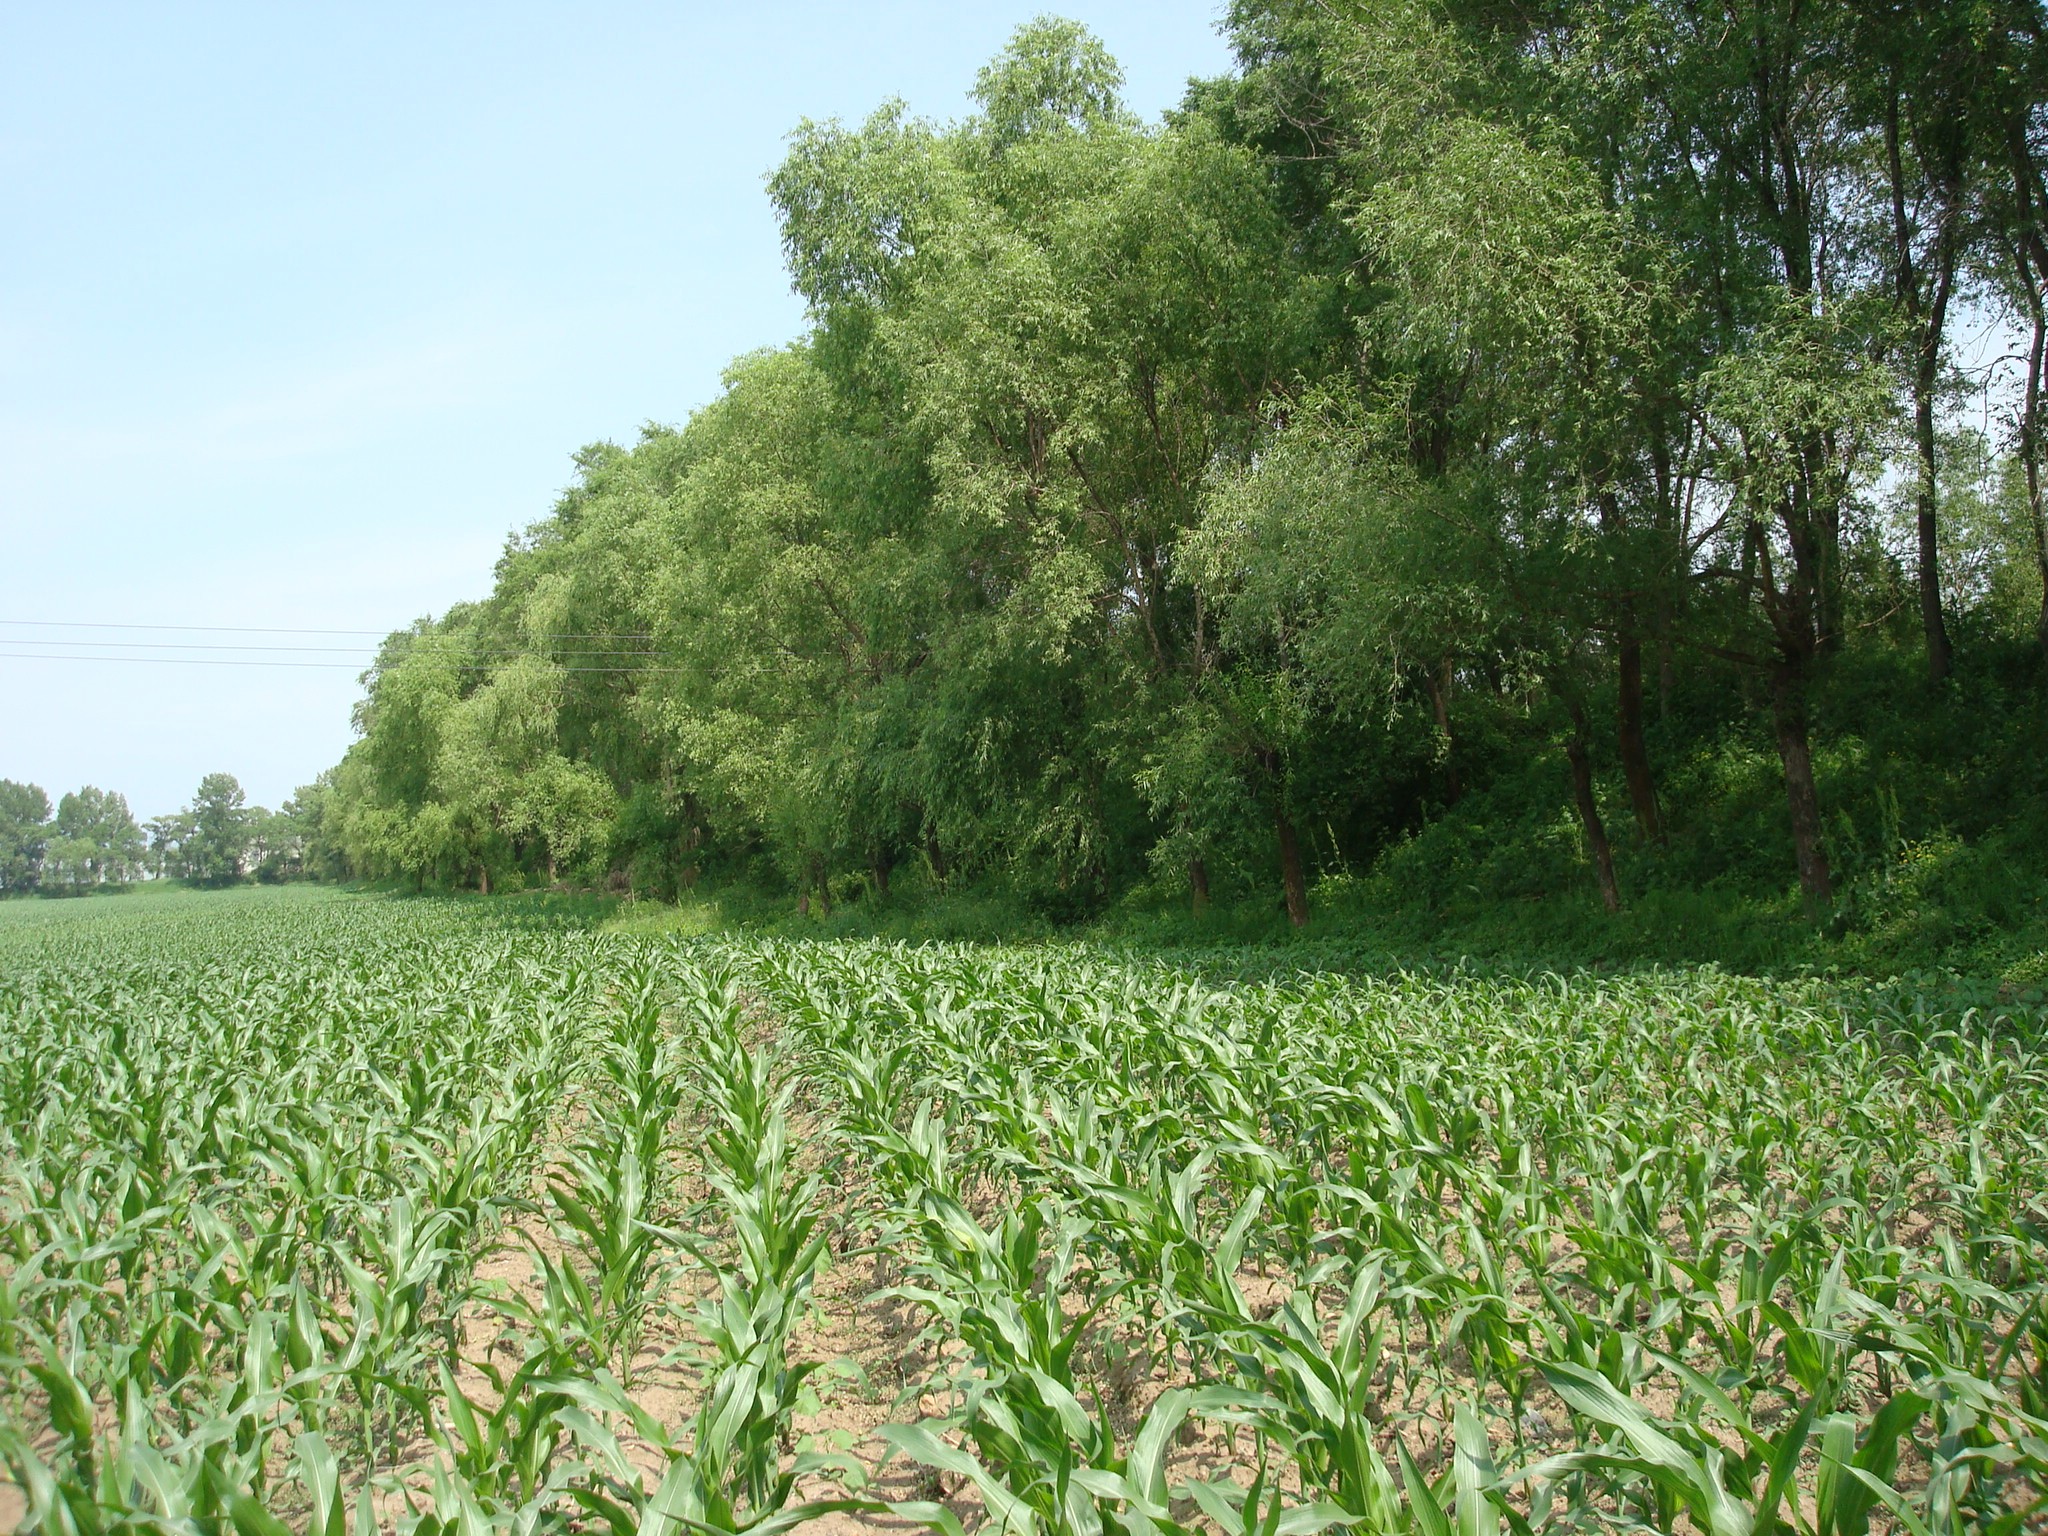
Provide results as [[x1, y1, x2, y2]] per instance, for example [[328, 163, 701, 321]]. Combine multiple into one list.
[[2, 893, 2044, 1532]]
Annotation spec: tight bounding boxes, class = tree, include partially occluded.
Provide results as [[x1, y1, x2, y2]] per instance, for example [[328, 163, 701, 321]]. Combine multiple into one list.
[[185, 772, 251, 886], [436, 657, 617, 886], [44, 786, 145, 892], [0, 780, 51, 894], [1194, 1, 1683, 910], [333, 625, 476, 886], [1973, 0, 2048, 661], [258, 790, 323, 881], [301, 7, 2041, 932], [145, 812, 194, 880], [1217, 0, 1918, 914], [771, 18, 1328, 913]]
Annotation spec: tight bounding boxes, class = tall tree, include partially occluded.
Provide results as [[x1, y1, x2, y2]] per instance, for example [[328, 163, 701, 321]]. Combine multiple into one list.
[[0, 780, 51, 894], [773, 16, 1328, 912], [45, 787, 145, 891], [1978, 0, 2048, 660], [185, 772, 251, 886], [305, 7, 2040, 929], [1847, 0, 1996, 683]]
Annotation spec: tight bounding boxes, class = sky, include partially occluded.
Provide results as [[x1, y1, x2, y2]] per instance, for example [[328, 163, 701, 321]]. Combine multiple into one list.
[[0, 2, 1236, 820]]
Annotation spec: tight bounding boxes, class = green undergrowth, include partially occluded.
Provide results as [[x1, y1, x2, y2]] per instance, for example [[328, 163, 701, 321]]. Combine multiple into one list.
[[593, 646, 2048, 991]]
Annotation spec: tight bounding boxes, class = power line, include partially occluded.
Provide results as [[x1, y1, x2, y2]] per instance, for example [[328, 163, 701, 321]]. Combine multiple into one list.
[[0, 652, 682, 674], [1, 637, 659, 657], [0, 619, 400, 635], [0, 619, 659, 640]]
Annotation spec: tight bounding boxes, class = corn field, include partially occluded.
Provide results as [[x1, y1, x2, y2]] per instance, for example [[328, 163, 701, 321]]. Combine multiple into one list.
[[3, 888, 2045, 1534]]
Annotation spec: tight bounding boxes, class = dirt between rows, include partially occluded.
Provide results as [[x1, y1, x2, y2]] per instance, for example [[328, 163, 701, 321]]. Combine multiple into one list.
[[348, 1129, 2042, 1536], [1, 1187, 2029, 1536], [425, 1211, 1377, 1534], [2, 1070, 2037, 1532]]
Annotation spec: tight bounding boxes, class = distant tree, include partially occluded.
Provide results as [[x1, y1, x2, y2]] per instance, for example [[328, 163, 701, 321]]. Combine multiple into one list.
[[144, 812, 192, 880], [243, 806, 275, 872], [249, 799, 316, 881], [0, 779, 52, 894], [184, 772, 251, 886], [287, 774, 346, 881], [44, 787, 145, 891]]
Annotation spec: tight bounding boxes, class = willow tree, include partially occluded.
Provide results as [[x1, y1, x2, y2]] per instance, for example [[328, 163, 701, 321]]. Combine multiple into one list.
[[772, 17, 1328, 912], [334, 624, 483, 886]]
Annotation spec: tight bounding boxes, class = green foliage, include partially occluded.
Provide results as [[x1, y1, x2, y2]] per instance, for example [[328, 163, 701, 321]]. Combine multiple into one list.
[[0, 779, 52, 894], [7, 886, 2048, 1532], [41, 786, 146, 893], [297, 8, 2046, 962], [184, 772, 251, 887]]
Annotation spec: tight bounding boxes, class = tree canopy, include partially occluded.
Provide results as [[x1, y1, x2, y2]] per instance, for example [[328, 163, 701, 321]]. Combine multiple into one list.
[[309, 9, 2048, 937]]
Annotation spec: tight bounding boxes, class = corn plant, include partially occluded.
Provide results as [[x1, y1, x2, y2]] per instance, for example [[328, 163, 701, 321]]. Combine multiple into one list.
[[7, 893, 2048, 1534]]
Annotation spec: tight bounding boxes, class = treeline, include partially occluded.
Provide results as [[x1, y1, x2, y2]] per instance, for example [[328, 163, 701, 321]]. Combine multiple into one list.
[[0, 774, 323, 895], [320, 4, 2048, 927]]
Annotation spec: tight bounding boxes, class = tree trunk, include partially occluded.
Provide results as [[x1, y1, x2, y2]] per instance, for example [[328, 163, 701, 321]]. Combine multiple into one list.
[[2016, 243, 2048, 665], [1914, 382, 1954, 683], [681, 813, 703, 891], [1258, 749, 1309, 927], [1887, 80, 1957, 683], [870, 849, 891, 900], [478, 864, 490, 896], [1564, 703, 1621, 914], [925, 830, 949, 888], [1422, 657, 1461, 804], [1274, 807, 1308, 928], [2002, 124, 2048, 664], [810, 853, 831, 918], [1615, 634, 1664, 843], [1189, 854, 1211, 915], [1770, 658, 1832, 915]]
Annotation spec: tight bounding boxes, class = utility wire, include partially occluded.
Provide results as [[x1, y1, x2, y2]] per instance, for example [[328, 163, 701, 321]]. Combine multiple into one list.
[[2, 637, 660, 657], [0, 652, 681, 674], [0, 619, 658, 640]]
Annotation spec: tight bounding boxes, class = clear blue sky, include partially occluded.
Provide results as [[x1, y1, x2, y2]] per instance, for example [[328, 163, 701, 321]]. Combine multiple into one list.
[[0, 2, 1234, 820]]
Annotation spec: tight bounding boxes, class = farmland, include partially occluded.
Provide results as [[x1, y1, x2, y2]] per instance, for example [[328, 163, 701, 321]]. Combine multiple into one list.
[[2, 887, 2045, 1534]]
